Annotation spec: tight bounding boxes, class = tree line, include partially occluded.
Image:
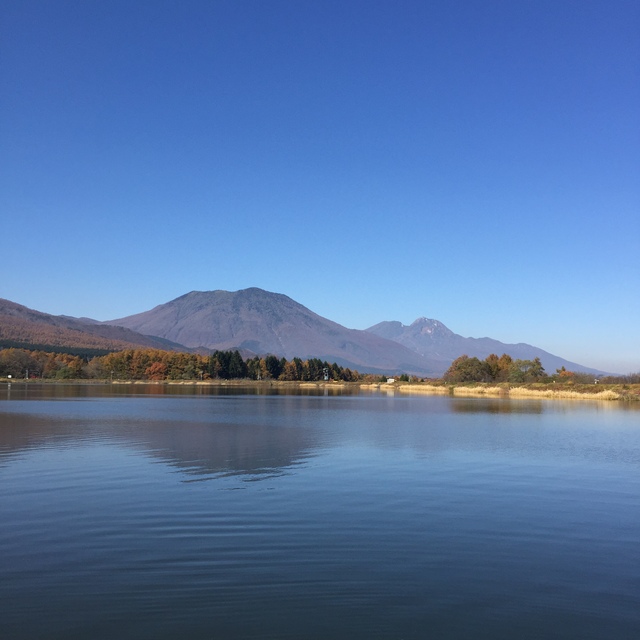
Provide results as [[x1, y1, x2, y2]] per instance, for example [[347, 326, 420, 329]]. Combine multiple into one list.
[[0, 347, 363, 382], [443, 353, 547, 383], [442, 353, 640, 384], [0, 348, 85, 379]]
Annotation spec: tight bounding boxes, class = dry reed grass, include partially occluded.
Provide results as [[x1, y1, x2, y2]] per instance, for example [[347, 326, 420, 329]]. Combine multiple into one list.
[[396, 384, 450, 395], [507, 387, 621, 400], [390, 383, 626, 401], [451, 386, 503, 396]]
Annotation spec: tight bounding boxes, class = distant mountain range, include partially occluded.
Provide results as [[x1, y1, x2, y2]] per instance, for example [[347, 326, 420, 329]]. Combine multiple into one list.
[[1, 289, 607, 376]]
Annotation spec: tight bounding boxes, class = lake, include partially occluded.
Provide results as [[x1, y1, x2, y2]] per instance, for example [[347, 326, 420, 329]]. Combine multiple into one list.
[[1, 383, 639, 639]]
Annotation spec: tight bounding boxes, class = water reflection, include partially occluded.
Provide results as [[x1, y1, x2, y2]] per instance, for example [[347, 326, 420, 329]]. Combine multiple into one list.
[[123, 418, 318, 481], [0, 382, 359, 401], [1, 385, 639, 478], [0, 396, 321, 481], [451, 398, 543, 414]]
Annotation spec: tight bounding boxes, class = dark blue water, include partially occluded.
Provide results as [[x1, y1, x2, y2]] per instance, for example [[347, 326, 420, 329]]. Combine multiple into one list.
[[1, 384, 639, 639]]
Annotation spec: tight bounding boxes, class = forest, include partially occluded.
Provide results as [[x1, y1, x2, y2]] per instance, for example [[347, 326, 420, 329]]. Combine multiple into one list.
[[0, 347, 362, 382]]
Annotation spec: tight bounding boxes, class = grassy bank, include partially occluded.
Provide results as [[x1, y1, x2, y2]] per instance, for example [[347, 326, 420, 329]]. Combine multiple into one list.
[[390, 381, 640, 402]]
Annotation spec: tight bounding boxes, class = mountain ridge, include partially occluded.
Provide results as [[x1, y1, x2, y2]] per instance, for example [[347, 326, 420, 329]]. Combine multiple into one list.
[[366, 317, 606, 375], [0, 298, 188, 353], [1, 289, 608, 376]]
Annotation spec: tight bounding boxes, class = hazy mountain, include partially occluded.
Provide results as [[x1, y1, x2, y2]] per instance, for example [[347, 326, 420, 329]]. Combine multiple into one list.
[[0, 298, 186, 353], [106, 288, 448, 376], [366, 317, 606, 376]]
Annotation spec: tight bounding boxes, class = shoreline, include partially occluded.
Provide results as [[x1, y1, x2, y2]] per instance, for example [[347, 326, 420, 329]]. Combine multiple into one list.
[[1, 378, 638, 402]]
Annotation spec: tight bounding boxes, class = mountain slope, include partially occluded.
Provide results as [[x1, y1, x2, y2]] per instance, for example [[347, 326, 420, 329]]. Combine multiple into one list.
[[106, 288, 448, 375], [0, 298, 186, 353], [366, 317, 606, 375]]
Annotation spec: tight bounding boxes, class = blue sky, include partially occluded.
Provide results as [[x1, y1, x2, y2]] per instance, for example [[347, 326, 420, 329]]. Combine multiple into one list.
[[2, 0, 639, 373]]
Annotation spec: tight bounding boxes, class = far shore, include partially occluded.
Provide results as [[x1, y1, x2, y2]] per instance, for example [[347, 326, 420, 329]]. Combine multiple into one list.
[[1, 377, 639, 402]]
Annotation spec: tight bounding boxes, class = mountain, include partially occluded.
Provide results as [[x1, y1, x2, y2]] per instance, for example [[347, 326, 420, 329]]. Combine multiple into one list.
[[106, 288, 448, 376], [0, 298, 186, 354], [366, 317, 606, 376], [2, 289, 605, 377]]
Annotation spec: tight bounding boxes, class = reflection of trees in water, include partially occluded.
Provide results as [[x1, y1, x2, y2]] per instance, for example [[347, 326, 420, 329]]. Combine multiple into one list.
[[1, 382, 360, 400], [0, 413, 68, 464], [0, 411, 318, 480], [451, 399, 544, 414]]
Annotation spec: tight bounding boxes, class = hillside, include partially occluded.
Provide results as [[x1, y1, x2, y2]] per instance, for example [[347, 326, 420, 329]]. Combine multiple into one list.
[[0, 298, 186, 354]]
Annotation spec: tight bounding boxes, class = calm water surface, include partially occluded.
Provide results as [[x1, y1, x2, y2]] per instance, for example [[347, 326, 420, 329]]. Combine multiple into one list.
[[1, 383, 639, 639]]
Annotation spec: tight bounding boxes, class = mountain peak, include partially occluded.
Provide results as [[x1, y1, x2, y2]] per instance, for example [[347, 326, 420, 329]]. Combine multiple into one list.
[[105, 289, 443, 375], [366, 316, 605, 375], [408, 317, 454, 338], [411, 316, 434, 325]]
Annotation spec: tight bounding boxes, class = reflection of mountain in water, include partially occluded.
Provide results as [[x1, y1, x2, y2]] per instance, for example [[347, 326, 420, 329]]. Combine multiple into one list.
[[3, 386, 637, 477], [122, 419, 318, 480], [0, 410, 319, 481]]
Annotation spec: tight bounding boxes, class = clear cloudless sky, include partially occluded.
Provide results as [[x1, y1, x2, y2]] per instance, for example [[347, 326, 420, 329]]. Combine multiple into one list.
[[1, 0, 639, 373]]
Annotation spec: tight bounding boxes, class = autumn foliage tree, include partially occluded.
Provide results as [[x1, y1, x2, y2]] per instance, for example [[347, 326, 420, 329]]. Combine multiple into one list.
[[98, 349, 208, 381], [443, 355, 492, 383], [485, 353, 513, 381], [507, 357, 545, 382], [0, 348, 84, 379], [443, 353, 546, 384]]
